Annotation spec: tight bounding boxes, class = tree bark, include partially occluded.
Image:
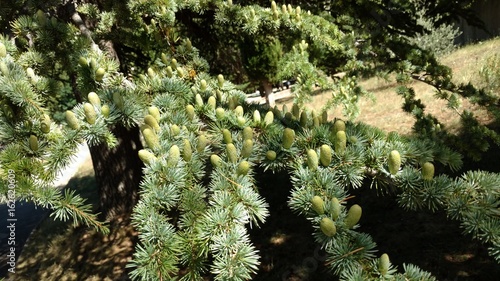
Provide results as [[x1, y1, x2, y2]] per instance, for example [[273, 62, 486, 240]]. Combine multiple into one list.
[[262, 80, 275, 108], [88, 124, 144, 222]]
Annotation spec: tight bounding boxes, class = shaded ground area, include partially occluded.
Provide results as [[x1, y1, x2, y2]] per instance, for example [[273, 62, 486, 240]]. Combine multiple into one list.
[[249, 168, 500, 281], [250, 169, 336, 281], [354, 187, 500, 281], [0, 202, 49, 278], [12, 216, 136, 281], [7, 163, 138, 281], [7, 166, 500, 280]]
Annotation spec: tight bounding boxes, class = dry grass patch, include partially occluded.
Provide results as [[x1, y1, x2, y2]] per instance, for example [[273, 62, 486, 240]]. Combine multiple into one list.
[[278, 38, 500, 134]]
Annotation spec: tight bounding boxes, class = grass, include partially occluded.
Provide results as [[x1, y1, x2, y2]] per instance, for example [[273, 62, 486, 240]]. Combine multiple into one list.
[[278, 37, 500, 135], [10, 38, 500, 280]]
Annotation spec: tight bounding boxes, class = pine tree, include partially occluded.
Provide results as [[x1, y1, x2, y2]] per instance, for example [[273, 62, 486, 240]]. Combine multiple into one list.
[[1, 1, 499, 280]]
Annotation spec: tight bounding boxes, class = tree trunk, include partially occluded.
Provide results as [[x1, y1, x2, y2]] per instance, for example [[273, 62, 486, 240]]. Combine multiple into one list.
[[88, 124, 144, 222], [262, 80, 275, 108]]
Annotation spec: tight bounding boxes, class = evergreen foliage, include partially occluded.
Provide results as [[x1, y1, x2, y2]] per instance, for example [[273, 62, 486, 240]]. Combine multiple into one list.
[[1, 0, 500, 280], [405, 0, 462, 56]]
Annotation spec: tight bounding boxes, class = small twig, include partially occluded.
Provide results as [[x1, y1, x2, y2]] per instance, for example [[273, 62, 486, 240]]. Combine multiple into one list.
[[217, 169, 243, 188], [340, 195, 356, 202], [325, 247, 365, 266]]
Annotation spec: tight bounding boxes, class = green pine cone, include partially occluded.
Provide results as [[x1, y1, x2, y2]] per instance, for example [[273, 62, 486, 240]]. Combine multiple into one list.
[[300, 111, 309, 127], [95, 67, 105, 82], [282, 128, 295, 149], [307, 149, 318, 171], [228, 96, 236, 110], [311, 196, 325, 215], [200, 79, 207, 92], [26, 67, 35, 80], [142, 128, 159, 150], [320, 144, 332, 167], [292, 104, 300, 119], [216, 89, 223, 102], [36, 10, 47, 25], [89, 58, 97, 70], [140, 124, 152, 134], [197, 134, 208, 152], [167, 145, 180, 167], [40, 114, 51, 133], [144, 115, 160, 132], [166, 66, 173, 78], [237, 161, 250, 175], [65, 110, 80, 130], [234, 105, 244, 117], [266, 150, 277, 161], [101, 105, 110, 117], [183, 139, 192, 161], [83, 103, 97, 124], [388, 150, 401, 175], [186, 104, 195, 120], [0, 42, 6, 58], [0, 62, 8, 76], [253, 110, 261, 123], [284, 112, 293, 121], [331, 198, 341, 220], [282, 104, 289, 114], [273, 8, 279, 20], [379, 253, 390, 275], [264, 111, 274, 125], [78, 56, 88, 67], [222, 129, 232, 144], [138, 149, 156, 165], [29, 135, 38, 152], [242, 126, 253, 140], [195, 94, 204, 107], [345, 204, 362, 229], [226, 143, 238, 163], [207, 96, 216, 110], [88, 92, 101, 107], [161, 53, 169, 65], [170, 124, 181, 136], [321, 111, 328, 124], [422, 162, 435, 180], [217, 74, 224, 87], [176, 67, 184, 78], [313, 117, 320, 127], [320, 217, 336, 237], [332, 119, 346, 133], [311, 109, 318, 120], [112, 92, 124, 110], [275, 107, 283, 119], [215, 107, 225, 120], [148, 106, 161, 121], [147, 67, 155, 77], [334, 131, 347, 154], [271, 1, 277, 12], [210, 154, 222, 167], [241, 139, 253, 158], [237, 116, 246, 127]]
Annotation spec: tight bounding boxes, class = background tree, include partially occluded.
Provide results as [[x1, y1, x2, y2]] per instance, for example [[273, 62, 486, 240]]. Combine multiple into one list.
[[240, 35, 282, 106], [2, 0, 500, 280]]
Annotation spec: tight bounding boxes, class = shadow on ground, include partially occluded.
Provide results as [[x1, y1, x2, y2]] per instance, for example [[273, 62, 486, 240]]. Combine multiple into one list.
[[8, 173, 138, 281], [7, 166, 500, 280], [250, 169, 337, 281]]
